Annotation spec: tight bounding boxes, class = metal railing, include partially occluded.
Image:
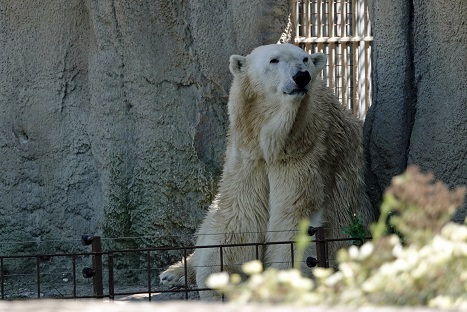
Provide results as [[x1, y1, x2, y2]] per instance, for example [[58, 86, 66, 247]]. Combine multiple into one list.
[[0, 228, 367, 301], [293, 0, 372, 119]]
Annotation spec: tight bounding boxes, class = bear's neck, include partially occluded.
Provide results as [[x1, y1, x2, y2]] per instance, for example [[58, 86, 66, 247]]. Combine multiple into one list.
[[251, 94, 301, 163], [228, 91, 319, 164]]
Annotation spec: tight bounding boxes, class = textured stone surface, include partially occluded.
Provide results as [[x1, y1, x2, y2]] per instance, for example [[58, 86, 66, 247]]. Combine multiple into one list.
[[0, 0, 289, 269], [365, 0, 467, 222], [2, 0, 465, 279]]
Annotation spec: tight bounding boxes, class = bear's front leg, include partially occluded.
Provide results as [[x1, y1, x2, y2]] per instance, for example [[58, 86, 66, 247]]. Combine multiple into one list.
[[193, 157, 269, 299], [264, 164, 324, 273]]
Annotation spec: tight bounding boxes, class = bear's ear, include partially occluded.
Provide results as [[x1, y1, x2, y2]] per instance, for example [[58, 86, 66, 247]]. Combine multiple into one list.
[[310, 53, 327, 71], [230, 55, 247, 75]]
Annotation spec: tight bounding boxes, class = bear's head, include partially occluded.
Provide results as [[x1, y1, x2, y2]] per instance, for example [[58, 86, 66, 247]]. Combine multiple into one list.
[[229, 44, 327, 101]]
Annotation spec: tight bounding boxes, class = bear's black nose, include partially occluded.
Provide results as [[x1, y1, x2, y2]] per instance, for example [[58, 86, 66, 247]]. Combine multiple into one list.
[[292, 71, 311, 88]]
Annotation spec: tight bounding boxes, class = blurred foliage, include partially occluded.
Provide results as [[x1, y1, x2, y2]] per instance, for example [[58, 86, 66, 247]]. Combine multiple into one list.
[[207, 166, 467, 309]]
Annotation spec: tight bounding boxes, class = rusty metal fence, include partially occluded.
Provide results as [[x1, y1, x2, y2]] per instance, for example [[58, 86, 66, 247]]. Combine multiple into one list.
[[0, 228, 365, 301], [293, 0, 372, 118]]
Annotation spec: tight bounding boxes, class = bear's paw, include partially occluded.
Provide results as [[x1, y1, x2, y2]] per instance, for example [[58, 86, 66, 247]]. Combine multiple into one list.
[[159, 269, 186, 287]]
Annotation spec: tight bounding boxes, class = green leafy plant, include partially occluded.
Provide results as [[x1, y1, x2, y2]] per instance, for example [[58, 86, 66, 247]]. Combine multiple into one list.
[[342, 213, 368, 246]]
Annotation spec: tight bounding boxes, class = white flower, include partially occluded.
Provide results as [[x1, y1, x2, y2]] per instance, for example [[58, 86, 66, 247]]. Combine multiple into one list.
[[429, 296, 454, 309], [290, 276, 313, 290], [389, 234, 401, 246], [339, 262, 356, 279], [277, 269, 301, 283], [359, 242, 374, 260], [324, 271, 343, 287], [247, 273, 264, 288], [411, 260, 429, 279], [242, 260, 263, 275], [441, 223, 467, 242], [348, 245, 359, 260], [361, 274, 385, 293], [313, 267, 333, 279], [206, 271, 230, 289]]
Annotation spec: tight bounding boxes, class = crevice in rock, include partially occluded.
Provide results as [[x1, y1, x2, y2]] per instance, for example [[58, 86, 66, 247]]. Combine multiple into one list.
[[403, 0, 418, 167]]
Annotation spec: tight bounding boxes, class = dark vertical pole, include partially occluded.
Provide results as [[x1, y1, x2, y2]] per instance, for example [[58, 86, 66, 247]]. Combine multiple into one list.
[[1, 257, 4, 300], [92, 236, 103, 298], [219, 247, 224, 302], [108, 253, 114, 301], [290, 243, 295, 268], [36, 256, 41, 298], [316, 228, 328, 268], [146, 251, 152, 301], [219, 247, 224, 272], [183, 248, 188, 300], [72, 255, 77, 298]]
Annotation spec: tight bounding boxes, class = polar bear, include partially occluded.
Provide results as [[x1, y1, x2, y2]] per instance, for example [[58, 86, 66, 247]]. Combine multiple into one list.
[[160, 43, 374, 299]]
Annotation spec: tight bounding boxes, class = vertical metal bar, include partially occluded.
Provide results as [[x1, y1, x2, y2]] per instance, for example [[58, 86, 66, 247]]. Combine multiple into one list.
[[352, 41, 358, 114], [1, 257, 4, 300], [309, 0, 313, 38], [290, 243, 295, 268], [91, 236, 103, 298], [341, 42, 347, 108], [352, 0, 357, 37], [293, 0, 298, 38], [219, 246, 225, 302], [317, 0, 322, 38], [315, 228, 328, 268], [317, 0, 323, 52], [304, 0, 312, 53], [72, 255, 77, 298], [329, 42, 334, 90], [255, 244, 260, 260], [341, 0, 345, 37], [304, 0, 308, 38], [146, 251, 152, 301], [183, 248, 189, 300], [328, 0, 334, 37], [36, 256, 41, 298], [298, 0, 302, 38], [365, 40, 370, 112], [364, 0, 371, 113], [364, 0, 369, 37], [108, 253, 114, 301], [219, 247, 224, 272]]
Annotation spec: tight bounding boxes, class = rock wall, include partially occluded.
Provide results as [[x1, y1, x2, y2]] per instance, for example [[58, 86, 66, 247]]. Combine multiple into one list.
[[0, 0, 289, 266], [365, 0, 467, 222]]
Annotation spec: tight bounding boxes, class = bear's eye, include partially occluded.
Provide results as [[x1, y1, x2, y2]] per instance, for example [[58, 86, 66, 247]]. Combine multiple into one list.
[[303, 57, 309, 63], [270, 58, 279, 64]]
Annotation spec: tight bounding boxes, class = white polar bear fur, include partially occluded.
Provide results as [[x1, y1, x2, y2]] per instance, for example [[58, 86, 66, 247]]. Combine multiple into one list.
[[160, 43, 374, 299]]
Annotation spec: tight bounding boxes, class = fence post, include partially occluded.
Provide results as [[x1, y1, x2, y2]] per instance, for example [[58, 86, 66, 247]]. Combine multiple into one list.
[[316, 228, 329, 268], [36, 256, 41, 298], [91, 236, 103, 298], [1, 257, 4, 299], [108, 253, 114, 300], [146, 251, 152, 301], [72, 255, 77, 298]]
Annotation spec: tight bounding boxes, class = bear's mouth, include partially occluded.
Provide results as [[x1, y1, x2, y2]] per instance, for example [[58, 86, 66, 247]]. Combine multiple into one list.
[[284, 88, 308, 96]]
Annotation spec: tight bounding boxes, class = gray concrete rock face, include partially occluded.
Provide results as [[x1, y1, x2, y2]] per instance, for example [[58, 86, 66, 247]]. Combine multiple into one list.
[[365, 0, 467, 222], [0, 0, 289, 269]]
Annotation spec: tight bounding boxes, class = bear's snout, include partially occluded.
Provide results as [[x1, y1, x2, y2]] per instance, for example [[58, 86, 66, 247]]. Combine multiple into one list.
[[292, 71, 311, 88]]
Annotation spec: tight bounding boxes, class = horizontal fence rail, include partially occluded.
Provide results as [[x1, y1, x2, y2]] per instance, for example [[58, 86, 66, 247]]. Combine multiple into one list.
[[0, 228, 370, 301]]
